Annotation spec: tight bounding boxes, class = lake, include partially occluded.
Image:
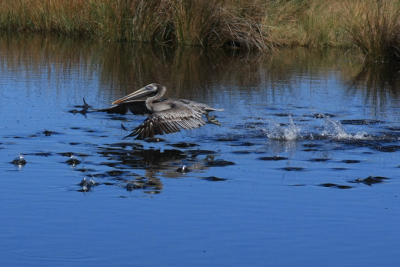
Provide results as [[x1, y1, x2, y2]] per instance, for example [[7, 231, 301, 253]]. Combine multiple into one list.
[[1, 33, 399, 266]]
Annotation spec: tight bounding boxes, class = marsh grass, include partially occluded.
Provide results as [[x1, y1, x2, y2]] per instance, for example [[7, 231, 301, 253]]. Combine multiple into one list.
[[0, 0, 399, 60], [340, 0, 400, 61]]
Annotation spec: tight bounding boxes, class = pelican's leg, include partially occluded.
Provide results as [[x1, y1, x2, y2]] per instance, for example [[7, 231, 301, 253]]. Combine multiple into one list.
[[82, 97, 93, 110], [205, 112, 221, 126]]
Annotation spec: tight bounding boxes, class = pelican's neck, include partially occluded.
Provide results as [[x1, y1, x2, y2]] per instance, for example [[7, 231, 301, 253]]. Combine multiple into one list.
[[145, 84, 166, 111]]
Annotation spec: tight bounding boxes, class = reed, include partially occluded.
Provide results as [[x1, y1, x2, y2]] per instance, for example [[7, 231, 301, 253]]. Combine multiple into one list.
[[340, 0, 400, 62], [0, 0, 399, 59]]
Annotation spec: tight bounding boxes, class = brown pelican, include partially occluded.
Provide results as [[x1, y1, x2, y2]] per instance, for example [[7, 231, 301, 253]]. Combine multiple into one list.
[[98, 83, 223, 139]]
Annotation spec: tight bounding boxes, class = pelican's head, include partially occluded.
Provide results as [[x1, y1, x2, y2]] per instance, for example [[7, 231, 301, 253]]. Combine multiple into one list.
[[112, 83, 162, 105]]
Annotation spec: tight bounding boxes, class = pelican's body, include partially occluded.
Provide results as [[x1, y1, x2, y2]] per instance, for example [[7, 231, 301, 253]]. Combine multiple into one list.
[[98, 83, 223, 139]]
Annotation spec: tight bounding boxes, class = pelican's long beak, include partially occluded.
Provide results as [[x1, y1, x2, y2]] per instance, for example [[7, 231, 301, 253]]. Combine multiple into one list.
[[112, 86, 152, 105]]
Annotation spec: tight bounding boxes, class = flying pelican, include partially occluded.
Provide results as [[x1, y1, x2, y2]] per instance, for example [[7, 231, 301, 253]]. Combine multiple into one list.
[[98, 83, 223, 139]]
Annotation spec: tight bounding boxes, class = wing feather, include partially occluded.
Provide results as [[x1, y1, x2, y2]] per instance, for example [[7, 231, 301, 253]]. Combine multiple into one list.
[[96, 100, 154, 115], [125, 101, 207, 139]]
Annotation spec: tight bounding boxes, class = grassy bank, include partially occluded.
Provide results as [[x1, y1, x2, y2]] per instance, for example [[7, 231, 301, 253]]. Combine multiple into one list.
[[0, 0, 399, 61]]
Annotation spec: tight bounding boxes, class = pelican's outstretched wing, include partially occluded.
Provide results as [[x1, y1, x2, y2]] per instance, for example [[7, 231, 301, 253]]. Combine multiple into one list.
[[124, 102, 207, 139], [95, 100, 151, 115], [178, 99, 224, 112]]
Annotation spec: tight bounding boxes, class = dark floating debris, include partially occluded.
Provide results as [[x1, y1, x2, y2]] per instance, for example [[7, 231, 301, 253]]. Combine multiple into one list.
[[186, 149, 219, 156], [230, 142, 255, 147], [309, 158, 330, 162], [384, 126, 400, 131], [331, 167, 348, 170], [32, 152, 52, 157], [303, 148, 319, 152], [320, 183, 336, 187], [373, 145, 400, 153], [126, 183, 136, 192], [231, 150, 252, 154], [259, 156, 288, 161], [144, 137, 165, 143], [281, 167, 304, 171], [319, 183, 352, 189], [342, 159, 361, 164], [274, 113, 292, 117], [69, 142, 80, 146], [78, 177, 95, 192], [12, 155, 26, 166], [125, 179, 151, 192], [58, 152, 90, 157], [122, 178, 164, 194], [349, 176, 389, 186], [215, 137, 240, 142], [340, 119, 383, 125], [312, 113, 326, 119], [68, 109, 88, 115], [107, 142, 141, 149], [169, 142, 199, 148], [106, 170, 129, 177], [204, 157, 235, 167], [106, 116, 128, 121], [303, 143, 322, 148], [75, 168, 96, 173], [176, 165, 190, 173], [43, 129, 53, 136], [65, 156, 81, 166], [203, 176, 227, 181]]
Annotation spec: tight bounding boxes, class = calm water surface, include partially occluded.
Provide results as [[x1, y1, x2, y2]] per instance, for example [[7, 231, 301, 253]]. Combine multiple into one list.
[[1, 34, 400, 266]]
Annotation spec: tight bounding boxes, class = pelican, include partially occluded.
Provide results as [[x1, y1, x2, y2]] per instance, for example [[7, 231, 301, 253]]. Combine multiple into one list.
[[98, 83, 223, 139]]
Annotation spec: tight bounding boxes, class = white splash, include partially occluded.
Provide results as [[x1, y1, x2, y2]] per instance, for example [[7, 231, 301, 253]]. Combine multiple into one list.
[[322, 117, 371, 140], [266, 116, 301, 141], [264, 115, 371, 141]]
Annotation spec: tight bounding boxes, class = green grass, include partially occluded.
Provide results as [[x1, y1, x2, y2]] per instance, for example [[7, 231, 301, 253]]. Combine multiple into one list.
[[0, 0, 399, 61]]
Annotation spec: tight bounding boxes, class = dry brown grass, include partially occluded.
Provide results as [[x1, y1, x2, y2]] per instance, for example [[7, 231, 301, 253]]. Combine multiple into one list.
[[340, 0, 400, 61], [0, 0, 399, 59]]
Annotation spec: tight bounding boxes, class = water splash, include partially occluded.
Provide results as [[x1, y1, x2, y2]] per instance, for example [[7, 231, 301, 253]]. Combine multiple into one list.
[[264, 115, 371, 141], [322, 117, 371, 140], [266, 116, 301, 141]]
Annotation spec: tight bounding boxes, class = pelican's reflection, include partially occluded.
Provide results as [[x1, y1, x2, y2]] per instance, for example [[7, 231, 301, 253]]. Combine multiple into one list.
[[96, 143, 217, 193]]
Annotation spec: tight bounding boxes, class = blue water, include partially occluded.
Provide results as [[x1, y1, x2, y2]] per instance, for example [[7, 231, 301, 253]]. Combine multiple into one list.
[[0, 35, 400, 266]]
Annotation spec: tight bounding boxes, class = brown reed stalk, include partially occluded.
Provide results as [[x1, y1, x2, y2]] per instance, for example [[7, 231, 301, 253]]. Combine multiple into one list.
[[340, 0, 400, 62]]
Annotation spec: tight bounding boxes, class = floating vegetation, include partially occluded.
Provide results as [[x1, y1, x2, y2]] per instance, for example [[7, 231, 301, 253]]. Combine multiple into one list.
[[340, 119, 383, 125], [176, 166, 190, 173], [349, 176, 389, 186], [43, 129, 53, 136], [169, 142, 199, 148], [231, 150, 252, 155], [342, 160, 361, 164], [319, 183, 353, 189], [281, 167, 304, 171], [202, 176, 227, 182], [65, 157, 81, 167], [204, 158, 235, 167], [12, 154, 26, 166], [309, 158, 330, 162], [372, 145, 400, 153], [78, 177, 96, 192], [259, 156, 288, 161]]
